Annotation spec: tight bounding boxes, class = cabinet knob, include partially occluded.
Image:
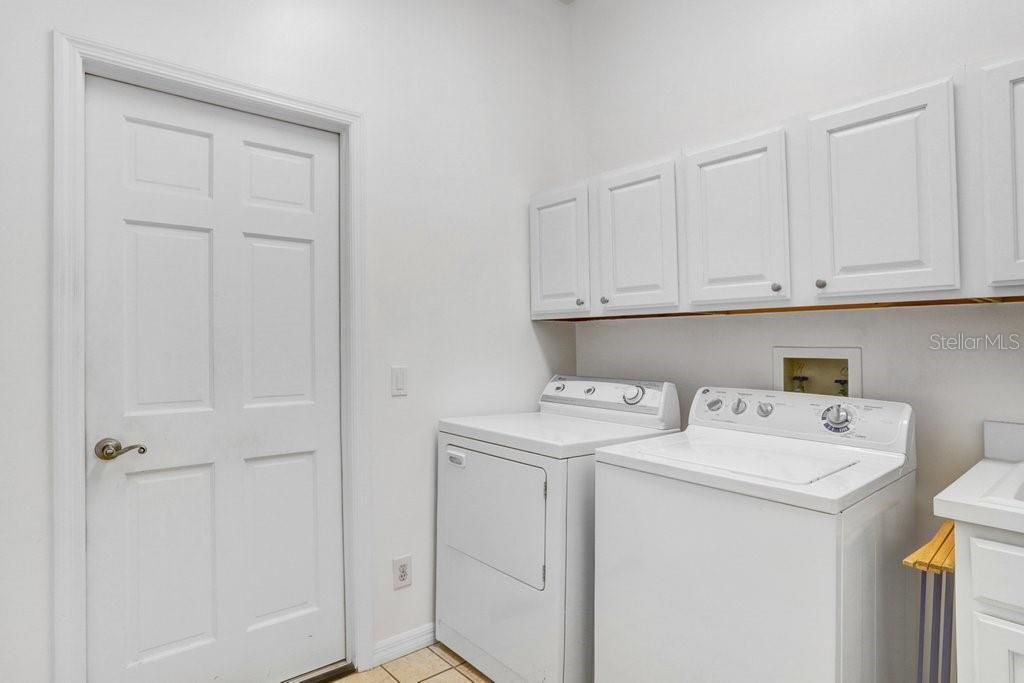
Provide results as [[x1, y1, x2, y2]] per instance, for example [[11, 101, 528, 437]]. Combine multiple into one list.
[[770, 282, 782, 292], [815, 279, 827, 289], [575, 298, 585, 306], [600, 296, 610, 304]]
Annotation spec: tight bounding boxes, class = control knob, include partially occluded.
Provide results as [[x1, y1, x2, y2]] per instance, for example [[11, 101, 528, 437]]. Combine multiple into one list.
[[731, 398, 747, 415], [756, 402, 774, 418], [825, 404, 851, 428], [622, 385, 645, 405], [706, 397, 723, 411]]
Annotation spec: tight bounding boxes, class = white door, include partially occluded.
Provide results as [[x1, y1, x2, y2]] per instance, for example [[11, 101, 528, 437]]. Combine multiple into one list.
[[529, 184, 590, 317], [596, 160, 679, 311], [982, 57, 1024, 285], [808, 80, 959, 296], [84, 76, 345, 683], [973, 613, 1024, 682], [684, 130, 791, 304]]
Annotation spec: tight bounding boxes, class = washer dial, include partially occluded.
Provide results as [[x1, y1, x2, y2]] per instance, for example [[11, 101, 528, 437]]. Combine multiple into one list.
[[822, 404, 854, 432]]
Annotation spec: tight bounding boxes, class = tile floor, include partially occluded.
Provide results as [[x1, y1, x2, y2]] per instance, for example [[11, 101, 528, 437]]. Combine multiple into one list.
[[334, 643, 492, 683]]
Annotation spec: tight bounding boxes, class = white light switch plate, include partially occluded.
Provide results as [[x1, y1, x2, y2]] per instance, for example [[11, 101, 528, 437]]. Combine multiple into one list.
[[390, 365, 408, 397]]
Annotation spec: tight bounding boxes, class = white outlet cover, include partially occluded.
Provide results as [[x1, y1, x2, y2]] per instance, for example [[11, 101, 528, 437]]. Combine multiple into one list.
[[393, 555, 412, 590]]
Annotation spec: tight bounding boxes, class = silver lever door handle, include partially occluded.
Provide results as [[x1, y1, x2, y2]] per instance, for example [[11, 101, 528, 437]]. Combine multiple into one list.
[[94, 438, 148, 461]]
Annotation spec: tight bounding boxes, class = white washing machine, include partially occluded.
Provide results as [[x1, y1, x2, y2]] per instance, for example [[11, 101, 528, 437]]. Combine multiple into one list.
[[594, 387, 917, 683], [436, 375, 680, 683]]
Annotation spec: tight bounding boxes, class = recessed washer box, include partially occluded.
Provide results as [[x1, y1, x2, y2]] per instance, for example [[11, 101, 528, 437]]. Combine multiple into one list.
[[772, 346, 862, 397]]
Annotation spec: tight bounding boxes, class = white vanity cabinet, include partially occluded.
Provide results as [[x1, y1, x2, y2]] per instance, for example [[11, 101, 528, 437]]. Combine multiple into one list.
[[946, 528, 1024, 683], [807, 79, 960, 297], [934, 422, 1024, 683]]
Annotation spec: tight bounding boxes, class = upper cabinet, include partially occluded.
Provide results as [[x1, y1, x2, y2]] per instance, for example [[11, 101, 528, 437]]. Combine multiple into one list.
[[684, 130, 791, 304], [529, 184, 590, 316], [528, 70, 1024, 321], [595, 160, 679, 311], [808, 80, 960, 296], [983, 58, 1024, 286]]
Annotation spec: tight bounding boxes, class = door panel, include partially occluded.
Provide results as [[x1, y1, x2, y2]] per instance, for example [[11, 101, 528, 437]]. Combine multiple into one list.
[[85, 75, 344, 683], [808, 80, 959, 296], [684, 130, 790, 304], [126, 465, 216, 665], [597, 160, 679, 311], [123, 222, 213, 413], [983, 57, 1024, 285], [529, 184, 590, 316], [439, 446, 547, 589]]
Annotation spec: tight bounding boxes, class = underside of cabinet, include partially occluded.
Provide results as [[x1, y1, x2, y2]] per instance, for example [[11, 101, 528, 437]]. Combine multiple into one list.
[[547, 294, 1024, 322]]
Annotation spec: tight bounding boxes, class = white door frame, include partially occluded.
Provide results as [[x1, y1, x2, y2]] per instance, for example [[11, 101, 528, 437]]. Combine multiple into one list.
[[52, 32, 374, 682]]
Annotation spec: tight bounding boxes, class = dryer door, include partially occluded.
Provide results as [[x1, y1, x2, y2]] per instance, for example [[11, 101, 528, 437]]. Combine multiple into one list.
[[439, 445, 547, 589]]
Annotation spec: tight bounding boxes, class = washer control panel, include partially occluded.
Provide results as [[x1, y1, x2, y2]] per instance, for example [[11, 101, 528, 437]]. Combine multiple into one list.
[[689, 387, 912, 453]]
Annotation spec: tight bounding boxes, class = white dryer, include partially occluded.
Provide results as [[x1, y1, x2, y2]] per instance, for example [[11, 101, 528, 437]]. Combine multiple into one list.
[[594, 387, 917, 683], [436, 375, 680, 683]]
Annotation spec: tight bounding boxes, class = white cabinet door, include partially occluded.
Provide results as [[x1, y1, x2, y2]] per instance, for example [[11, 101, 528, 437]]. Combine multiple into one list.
[[973, 613, 1024, 682], [983, 58, 1024, 285], [529, 184, 590, 316], [596, 160, 679, 311], [808, 80, 959, 296], [684, 130, 790, 304]]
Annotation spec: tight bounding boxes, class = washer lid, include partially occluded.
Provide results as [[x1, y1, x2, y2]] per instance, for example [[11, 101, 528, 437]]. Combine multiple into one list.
[[440, 412, 675, 458], [597, 426, 907, 513], [653, 441, 858, 485]]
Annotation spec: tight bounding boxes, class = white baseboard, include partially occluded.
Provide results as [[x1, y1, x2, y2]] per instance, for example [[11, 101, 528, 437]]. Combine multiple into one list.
[[372, 622, 436, 667]]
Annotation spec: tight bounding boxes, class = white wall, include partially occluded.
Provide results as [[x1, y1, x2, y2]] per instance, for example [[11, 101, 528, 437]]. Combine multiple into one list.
[[0, 1, 576, 678], [567, 0, 1024, 541], [568, 0, 1024, 173]]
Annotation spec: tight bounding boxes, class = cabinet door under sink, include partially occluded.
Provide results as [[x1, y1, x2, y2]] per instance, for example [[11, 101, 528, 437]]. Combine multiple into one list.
[[973, 613, 1024, 682], [438, 445, 548, 589]]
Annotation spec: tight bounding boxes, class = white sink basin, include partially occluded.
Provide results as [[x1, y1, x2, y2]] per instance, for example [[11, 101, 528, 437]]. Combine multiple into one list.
[[935, 422, 1024, 533], [936, 459, 1024, 534], [985, 462, 1024, 505]]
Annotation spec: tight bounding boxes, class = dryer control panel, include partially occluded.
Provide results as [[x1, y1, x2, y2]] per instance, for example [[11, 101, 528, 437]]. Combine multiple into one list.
[[540, 376, 681, 430], [690, 387, 913, 455]]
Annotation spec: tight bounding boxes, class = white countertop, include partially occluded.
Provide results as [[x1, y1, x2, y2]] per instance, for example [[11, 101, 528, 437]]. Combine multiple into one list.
[[934, 458, 1024, 534]]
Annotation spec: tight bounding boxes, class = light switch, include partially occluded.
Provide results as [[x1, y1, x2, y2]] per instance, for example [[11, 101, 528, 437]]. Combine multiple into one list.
[[390, 365, 408, 397]]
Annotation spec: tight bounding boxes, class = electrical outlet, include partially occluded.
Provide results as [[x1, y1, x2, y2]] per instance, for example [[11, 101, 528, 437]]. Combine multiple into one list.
[[393, 555, 412, 590]]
